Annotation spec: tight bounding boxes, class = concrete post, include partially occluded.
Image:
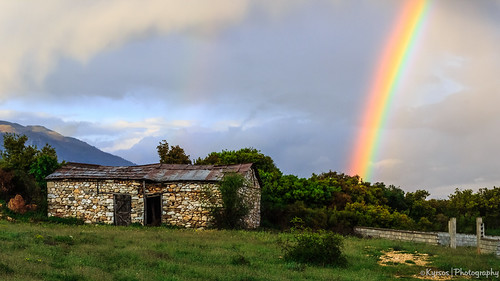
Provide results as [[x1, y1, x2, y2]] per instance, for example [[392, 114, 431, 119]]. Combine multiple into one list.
[[477, 217, 483, 254], [449, 217, 456, 249]]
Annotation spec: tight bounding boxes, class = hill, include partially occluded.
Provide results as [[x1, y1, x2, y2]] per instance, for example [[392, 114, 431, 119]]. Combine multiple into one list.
[[0, 121, 135, 166]]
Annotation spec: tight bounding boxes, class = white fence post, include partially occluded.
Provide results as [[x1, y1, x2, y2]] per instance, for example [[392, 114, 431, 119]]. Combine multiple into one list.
[[477, 217, 483, 254], [449, 218, 456, 249]]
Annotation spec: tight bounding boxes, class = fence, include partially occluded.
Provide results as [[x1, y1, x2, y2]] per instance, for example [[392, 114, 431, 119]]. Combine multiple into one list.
[[354, 217, 500, 258]]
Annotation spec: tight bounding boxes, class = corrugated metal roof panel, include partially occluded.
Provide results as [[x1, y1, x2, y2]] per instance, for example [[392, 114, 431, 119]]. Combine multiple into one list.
[[46, 162, 254, 183]]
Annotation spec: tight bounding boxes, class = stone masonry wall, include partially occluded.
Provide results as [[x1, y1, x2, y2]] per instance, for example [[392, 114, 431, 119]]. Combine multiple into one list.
[[355, 226, 439, 245], [47, 179, 144, 224], [47, 171, 261, 228], [241, 169, 260, 228], [437, 233, 477, 247], [146, 181, 217, 228], [356, 226, 500, 258], [480, 237, 500, 257]]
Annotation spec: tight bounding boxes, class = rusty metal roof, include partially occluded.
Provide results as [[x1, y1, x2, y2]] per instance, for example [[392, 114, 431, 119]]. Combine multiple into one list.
[[46, 162, 256, 182]]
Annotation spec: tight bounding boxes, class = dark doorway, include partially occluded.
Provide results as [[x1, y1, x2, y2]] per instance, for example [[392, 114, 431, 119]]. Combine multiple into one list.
[[114, 194, 131, 226], [145, 195, 162, 226]]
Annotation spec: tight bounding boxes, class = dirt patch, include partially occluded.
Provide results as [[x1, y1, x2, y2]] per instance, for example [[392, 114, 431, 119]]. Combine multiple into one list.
[[378, 250, 430, 267], [379, 250, 456, 280]]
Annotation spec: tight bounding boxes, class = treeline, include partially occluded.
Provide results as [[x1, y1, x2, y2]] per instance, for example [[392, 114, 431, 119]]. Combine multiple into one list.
[[193, 147, 500, 234], [0, 133, 60, 214], [1, 134, 499, 235]]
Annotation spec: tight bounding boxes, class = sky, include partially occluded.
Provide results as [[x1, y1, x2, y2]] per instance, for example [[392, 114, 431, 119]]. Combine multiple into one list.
[[0, 0, 499, 198]]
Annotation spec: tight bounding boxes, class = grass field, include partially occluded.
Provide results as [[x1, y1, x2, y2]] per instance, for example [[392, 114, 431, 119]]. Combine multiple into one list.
[[0, 220, 498, 281]]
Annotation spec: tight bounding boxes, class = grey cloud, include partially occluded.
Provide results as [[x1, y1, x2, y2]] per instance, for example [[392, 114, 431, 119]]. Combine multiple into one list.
[[0, 0, 251, 98], [1, 1, 500, 198], [114, 116, 352, 178]]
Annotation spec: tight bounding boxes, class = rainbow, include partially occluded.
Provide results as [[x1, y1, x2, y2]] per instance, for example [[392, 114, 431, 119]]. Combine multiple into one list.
[[348, 0, 429, 181]]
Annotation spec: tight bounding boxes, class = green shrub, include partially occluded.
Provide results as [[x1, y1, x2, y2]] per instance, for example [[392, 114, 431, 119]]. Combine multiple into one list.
[[281, 230, 347, 267], [210, 173, 250, 229]]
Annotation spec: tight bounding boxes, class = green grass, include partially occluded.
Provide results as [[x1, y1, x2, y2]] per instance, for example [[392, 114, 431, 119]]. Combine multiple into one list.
[[0, 220, 498, 280]]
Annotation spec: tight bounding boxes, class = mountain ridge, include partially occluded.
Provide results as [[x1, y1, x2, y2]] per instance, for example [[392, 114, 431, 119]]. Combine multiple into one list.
[[0, 121, 135, 166]]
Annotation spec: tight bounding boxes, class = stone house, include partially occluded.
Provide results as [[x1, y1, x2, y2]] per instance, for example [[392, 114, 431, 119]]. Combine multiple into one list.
[[46, 162, 261, 228]]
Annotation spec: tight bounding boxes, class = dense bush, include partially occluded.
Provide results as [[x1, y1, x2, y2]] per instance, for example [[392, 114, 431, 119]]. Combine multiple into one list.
[[281, 230, 347, 267], [209, 173, 250, 229], [0, 133, 60, 215]]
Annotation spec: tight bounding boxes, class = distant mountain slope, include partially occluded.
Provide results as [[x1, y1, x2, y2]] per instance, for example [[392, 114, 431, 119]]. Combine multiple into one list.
[[0, 121, 135, 166]]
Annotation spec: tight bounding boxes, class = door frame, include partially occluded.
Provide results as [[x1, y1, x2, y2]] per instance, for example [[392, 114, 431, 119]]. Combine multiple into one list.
[[144, 193, 162, 226]]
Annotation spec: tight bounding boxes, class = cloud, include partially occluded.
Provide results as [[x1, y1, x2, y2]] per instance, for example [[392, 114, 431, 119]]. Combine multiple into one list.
[[0, 0, 499, 198], [0, 0, 251, 99], [360, 0, 500, 192]]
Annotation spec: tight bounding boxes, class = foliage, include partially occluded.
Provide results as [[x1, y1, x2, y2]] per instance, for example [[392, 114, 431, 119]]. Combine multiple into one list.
[[195, 147, 280, 175], [443, 187, 500, 233], [281, 230, 347, 267], [195, 148, 284, 228], [210, 173, 250, 229], [0, 133, 60, 215], [156, 140, 191, 164], [194, 145, 500, 233], [29, 144, 60, 187], [0, 133, 37, 172], [383, 185, 408, 212], [0, 168, 15, 199]]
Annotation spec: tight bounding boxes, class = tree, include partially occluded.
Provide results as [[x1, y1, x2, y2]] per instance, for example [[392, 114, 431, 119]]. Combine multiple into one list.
[[0, 168, 15, 199], [1, 133, 37, 172], [195, 147, 280, 175], [405, 189, 435, 221], [29, 144, 61, 188], [210, 173, 250, 229], [0, 133, 60, 211], [156, 140, 191, 164], [383, 185, 408, 212], [195, 147, 283, 227]]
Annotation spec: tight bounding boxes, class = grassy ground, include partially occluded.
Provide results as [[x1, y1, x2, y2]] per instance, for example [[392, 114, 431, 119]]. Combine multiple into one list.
[[0, 220, 498, 281]]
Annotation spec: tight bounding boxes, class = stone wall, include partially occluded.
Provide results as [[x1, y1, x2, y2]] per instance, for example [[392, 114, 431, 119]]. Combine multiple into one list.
[[47, 169, 261, 228], [355, 227, 439, 245], [356, 226, 500, 258], [480, 237, 500, 257], [47, 179, 144, 224], [437, 232, 477, 247], [147, 181, 217, 228], [241, 169, 261, 228], [356, 227, 479, 247]]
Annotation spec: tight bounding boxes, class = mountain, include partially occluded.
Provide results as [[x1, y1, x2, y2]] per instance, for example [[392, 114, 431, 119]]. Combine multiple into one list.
[[0, 121, 135, 166]]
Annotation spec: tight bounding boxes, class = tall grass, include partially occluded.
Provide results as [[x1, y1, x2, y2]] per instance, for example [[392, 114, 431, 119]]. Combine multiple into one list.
[[0, 220, 498, 280]]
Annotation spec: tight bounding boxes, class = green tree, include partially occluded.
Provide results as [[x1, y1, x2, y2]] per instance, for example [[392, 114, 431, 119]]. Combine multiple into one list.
[[404, 189, 435, 220], [195, 147, 280, 175], [0, 168, 15, 200], [157, 140, 191, 164], [195, 147, 282, 227], [29, 144, 60, 187], [383, 185, 408, 212], [477, 187, 500, 229], [0, 133, 60, 212], [1, 133, 37, 172], [448, 189, 480, 233], [210, 173, 250, 229]]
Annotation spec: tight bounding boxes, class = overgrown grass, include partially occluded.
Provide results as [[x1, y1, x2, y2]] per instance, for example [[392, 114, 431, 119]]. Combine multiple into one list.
[[0, 220, 498, 280]]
